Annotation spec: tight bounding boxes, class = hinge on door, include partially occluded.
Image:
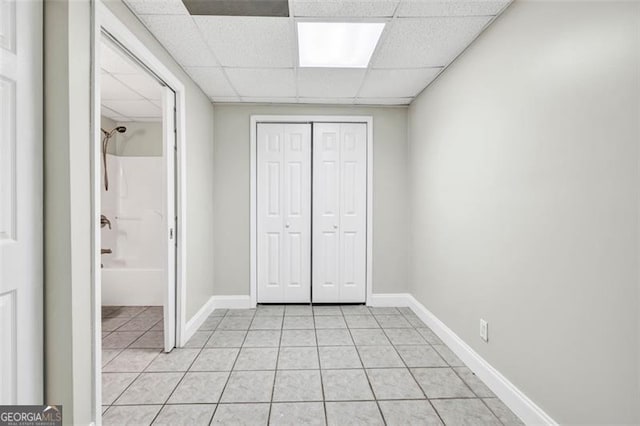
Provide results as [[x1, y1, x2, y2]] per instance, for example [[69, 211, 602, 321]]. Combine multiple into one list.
[[174, 217, 178, 246], [174, 126, 178, 151]]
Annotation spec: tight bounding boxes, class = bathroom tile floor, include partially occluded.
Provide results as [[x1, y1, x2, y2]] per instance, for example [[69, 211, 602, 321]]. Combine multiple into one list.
[[101, 305, 523, 425]]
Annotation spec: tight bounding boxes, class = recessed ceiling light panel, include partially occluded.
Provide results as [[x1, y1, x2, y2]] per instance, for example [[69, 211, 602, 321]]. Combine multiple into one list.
[[297, 22, 385, 68]]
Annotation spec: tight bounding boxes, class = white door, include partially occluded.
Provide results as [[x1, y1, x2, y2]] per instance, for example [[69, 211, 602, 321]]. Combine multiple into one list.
[[257, 123, 311, 303], [162, 86, 176, 352], [0, 0, 43, 404], [313, 123, 367, 303]]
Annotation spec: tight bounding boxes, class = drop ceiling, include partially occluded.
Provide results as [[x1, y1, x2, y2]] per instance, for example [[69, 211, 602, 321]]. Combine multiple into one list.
[[100, 39, 163, 121], [123, 0, 512, 105]]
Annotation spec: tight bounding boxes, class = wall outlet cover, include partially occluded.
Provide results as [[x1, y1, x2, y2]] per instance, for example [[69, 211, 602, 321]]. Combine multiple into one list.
[[480, 319, 488, 342]]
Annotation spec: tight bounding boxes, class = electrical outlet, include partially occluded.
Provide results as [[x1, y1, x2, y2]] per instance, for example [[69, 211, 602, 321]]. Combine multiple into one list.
[[480, 319, 488, 342]]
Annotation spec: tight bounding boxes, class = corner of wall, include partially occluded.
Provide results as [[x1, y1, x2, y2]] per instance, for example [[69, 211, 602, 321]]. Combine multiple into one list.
[[43, 0, 94, 423]]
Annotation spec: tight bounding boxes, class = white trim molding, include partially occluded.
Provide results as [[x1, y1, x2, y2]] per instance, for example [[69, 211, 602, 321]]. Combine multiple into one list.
[[211, 295, 253, 310], [405, 294, 557, 426], [181, 296, 216, 346], [367, 293, 412, 307], [181, 295, 253, 345], [250, 115, 374, 307], [367, 292, 556, 424]]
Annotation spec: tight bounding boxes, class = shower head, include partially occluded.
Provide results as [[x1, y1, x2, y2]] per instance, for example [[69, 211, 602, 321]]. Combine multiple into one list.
[[100, 125, 127, 192], [101, 126, 128, 137]]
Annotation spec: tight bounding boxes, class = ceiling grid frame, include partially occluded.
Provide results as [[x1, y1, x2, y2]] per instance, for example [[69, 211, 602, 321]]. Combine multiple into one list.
[[122, 0, 514, 105], [189, 14, 243, 101], [352, 0, 399, 103]]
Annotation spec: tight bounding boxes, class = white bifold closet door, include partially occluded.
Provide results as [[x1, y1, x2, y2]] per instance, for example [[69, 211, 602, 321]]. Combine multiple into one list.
[[257, 123, 311, 303], [313, 123, 367, 303]]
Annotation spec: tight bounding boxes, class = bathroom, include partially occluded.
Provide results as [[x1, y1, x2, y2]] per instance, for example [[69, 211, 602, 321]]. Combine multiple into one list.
[[99, 36, 174, 360]]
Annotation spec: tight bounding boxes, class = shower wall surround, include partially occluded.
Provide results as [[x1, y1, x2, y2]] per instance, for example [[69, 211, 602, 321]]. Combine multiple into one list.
[[101, 119, 164, 305]]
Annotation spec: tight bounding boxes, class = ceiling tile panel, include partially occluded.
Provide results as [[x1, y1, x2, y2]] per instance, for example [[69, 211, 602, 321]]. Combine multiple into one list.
[[298, 98, 356, 104], [194, 17, 294, 67], [226, 68, 296, 97], [355, 97, 412, 105], [211, 96, 242, 102], [123, 0, 189, 15], [112, 73, 162, 101], [101, 73, 144, 101], [397, 0, 510, 17], [371, 16, 492, 68], [298, 68, 366, 98], [293, 0, 399, 17], [185, 67, 237, 97], [242, 97, 298, 103], [359, 68, 441, 97], [139, 15, 219, 67], [102, 100, 162, 118]]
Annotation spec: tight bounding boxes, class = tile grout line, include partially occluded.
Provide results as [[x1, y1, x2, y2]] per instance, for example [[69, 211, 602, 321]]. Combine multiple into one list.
[[447, 360, 506, 426], [344, 306, 388, 426], [377, 308, 447, 425], [204, 309, 241, 425], [209, 308, 255, 422], [397, 308, 506, 425], [409, 300, 507, 425], [152, 312, 222, 425], [102, 395, 495, 407], [101, 306, 164, 415], [313, 308, 328, 426], [266, 307, 284, 425], [104, 305, 516, 424]]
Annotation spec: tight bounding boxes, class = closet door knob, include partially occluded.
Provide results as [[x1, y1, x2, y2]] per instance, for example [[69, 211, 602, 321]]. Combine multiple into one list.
[[333, 224, 338, 229], [285, 223, 290, 228]]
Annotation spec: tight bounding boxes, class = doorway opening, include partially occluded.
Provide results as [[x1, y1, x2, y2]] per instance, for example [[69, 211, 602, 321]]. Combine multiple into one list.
[[98, 30, 176, 401], [91, 4, 188, 422], [250, 115, 374, 307]]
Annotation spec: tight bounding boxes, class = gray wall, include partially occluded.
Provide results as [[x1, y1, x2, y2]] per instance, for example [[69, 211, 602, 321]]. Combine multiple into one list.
[[103, 0, 216, 320], [407, 1, 640, 423], [212, 104, 408, 297], [44, 0, 93, 422]]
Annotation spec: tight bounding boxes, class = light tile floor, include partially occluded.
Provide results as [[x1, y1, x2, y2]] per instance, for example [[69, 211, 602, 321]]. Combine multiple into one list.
[[101, 305, 523, 425]]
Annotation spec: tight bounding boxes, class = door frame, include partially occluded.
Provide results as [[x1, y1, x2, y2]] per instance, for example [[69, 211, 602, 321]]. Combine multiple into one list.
[[250, 115, 374, 307], [90, 2, 188, 423]]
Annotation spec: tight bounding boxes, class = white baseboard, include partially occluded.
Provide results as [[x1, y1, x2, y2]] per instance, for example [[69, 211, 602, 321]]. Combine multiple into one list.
[[367, 293, 412, 307], [210, 295, 252, 309], [181, 296, 216, 346], [405, 294, 556, 425], [181, 295, 253, 346]]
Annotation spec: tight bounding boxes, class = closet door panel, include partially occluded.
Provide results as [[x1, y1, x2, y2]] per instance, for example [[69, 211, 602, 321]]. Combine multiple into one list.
[[258, 123, 311, 303], [257, 124, 286, 302], [283, 124, 311, 302], [313, 123, 367, 303], [312, 124, 341, 302], [339, 124, 367, 302]]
